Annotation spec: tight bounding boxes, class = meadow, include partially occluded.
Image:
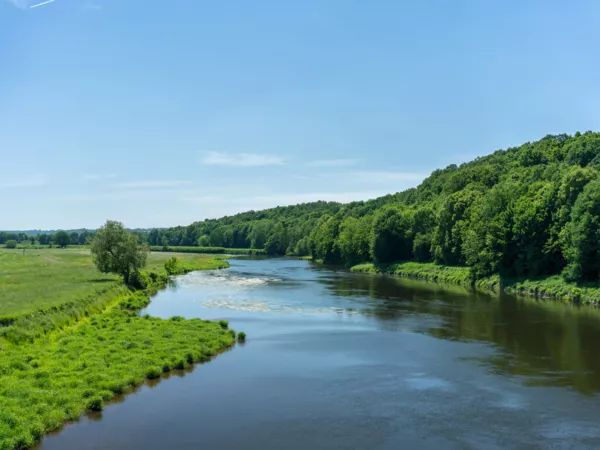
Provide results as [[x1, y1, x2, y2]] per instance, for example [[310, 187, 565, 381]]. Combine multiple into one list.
[[0, 248, 239, 450], [0, 248, 225, 317]]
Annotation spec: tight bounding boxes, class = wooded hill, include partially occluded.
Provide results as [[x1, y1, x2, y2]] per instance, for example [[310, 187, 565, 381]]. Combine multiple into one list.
[[148, 131, 600, 283]]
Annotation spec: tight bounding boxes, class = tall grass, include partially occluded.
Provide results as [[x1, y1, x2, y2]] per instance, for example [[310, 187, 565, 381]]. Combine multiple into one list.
[[163, 256, 229, 276], [0, 247, 243, 449], [0, 308, 235, 449]]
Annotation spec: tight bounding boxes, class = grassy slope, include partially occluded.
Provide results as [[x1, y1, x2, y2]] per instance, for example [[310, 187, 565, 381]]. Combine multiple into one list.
[[0, 248, 224, 317], [0, 249, 237, 449], [350, 262, 600, 304]]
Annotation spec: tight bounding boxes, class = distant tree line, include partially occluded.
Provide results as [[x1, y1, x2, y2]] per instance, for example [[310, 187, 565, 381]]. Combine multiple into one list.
[[0, 230, 95, 247], [144, 131, 600, 284]]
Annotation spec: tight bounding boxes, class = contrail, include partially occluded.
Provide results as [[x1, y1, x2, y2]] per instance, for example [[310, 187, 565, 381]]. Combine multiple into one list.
[[30, 0, 57, 8]]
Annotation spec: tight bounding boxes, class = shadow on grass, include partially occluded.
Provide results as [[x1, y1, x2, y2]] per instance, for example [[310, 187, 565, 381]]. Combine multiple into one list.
[[89, 278, 119, 284]]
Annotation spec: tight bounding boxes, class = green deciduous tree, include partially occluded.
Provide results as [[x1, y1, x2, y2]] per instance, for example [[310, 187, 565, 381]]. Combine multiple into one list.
[[53, 231, 71, 248], [370, 207, 413, 264], [562, 179, 600, 282], [91, 220, 149, 285]]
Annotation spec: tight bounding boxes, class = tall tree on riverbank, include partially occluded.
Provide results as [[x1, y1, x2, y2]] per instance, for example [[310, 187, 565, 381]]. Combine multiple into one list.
[[91, 220, 149, 285]]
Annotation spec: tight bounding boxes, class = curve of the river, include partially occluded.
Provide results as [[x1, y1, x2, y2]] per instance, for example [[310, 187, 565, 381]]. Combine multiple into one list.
[[37, 258, 600, 449]]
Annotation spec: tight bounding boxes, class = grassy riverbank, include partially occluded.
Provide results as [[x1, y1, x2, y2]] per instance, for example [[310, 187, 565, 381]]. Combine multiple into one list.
[[150, 245, 266, 255], [0, 248, 238, 450], [350, 262, 600, 304]]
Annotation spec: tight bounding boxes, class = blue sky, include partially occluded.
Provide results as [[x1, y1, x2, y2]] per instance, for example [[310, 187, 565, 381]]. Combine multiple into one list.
[[1, 0, 599, 229]]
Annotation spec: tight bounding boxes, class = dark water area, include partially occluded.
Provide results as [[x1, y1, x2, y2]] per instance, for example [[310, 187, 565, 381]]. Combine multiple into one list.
[[37, 258, 600, 449]]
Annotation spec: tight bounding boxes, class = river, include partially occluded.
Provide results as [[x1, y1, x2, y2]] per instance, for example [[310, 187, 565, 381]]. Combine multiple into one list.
[[37, 258, 600, 449]]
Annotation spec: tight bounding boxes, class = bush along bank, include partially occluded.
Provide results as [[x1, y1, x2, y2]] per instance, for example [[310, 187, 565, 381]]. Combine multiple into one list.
[[163, 256, 229, 276], [150, 245, 266, 255], [350, 262, 600, 305], [0, 263, 243, 450]]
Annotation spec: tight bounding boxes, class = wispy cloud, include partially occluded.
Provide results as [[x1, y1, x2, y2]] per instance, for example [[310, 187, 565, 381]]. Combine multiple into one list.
[[117, 180, 194, 189], [241, 191, 388, 206], [30, 0, 57, 8], [0, 175, 46, 189], [200, 151, 285, 167], [350, 171, 425, 183], [79, 173, 117, 182], [306, 158, 360, 167], [182, 195, 225, 204]]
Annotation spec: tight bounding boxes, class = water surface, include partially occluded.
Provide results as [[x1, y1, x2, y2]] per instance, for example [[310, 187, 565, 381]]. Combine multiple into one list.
[[38, 258, 600, 449]]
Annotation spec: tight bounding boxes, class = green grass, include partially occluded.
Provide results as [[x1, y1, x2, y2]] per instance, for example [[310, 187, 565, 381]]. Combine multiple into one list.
[[0, 308, 235, 449], [0, 247, 240, 449], [161, 255, 229, 276], [350, 261, 600, 304], [0, 248, 121, 318], [0, 248, 227, 318]]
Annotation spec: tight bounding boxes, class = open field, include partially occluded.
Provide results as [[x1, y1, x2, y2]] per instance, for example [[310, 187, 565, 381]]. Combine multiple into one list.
[[0, 248, 225, 318], [0, 247, 239, 449]]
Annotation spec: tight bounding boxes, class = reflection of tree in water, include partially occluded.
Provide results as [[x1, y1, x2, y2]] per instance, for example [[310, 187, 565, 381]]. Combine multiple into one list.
[[323, 272, 600, 395]]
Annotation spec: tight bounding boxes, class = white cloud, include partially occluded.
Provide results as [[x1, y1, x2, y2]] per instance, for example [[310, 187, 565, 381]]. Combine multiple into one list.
[[349, 171, 425, 183], [182, 195, 225, 204], [306, 158, 359, 167], [241, 191, 388, 206], [0, 175, 46, 188], [117, 180, 194, 188], [79, 173, 116, 182], [30, 0, 57, 8], [200, 151, 285, 167]]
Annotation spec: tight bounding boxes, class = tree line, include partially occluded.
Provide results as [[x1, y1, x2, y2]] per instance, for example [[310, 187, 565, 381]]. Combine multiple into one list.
[[0, 230, 94, 247], [145, 131, 600, 284]]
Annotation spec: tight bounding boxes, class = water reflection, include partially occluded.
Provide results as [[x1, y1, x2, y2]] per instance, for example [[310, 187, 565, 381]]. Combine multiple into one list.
[[318, 267, 600, 395]]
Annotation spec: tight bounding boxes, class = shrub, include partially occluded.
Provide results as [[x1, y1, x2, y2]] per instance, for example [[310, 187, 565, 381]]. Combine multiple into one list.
[[145, 366, 161, 379], [128, 271, 149, 290], [228, 329, 236, 339], [219, 320, 229, 329], [5, 240, 17, 249], [185, 352, 194, 364], [237, 331, 246, 341], [164, 257, 179, 275], [86, 397, 104, 411]]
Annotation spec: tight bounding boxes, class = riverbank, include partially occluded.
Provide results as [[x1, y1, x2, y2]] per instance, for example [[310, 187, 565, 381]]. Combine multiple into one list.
[[350, 262, 600, 305], [150, 245, 266, 255], [0, 250, 238, 450]]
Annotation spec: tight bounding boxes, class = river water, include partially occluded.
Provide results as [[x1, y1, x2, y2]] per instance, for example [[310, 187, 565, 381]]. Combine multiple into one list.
[[38, 258, 600, 449]]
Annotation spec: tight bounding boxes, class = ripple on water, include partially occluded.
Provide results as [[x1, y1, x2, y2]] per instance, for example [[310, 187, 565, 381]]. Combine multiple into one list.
[[196, 298, 359, 316], [405, 373, 454, 392], [179, 271, 282, 289]]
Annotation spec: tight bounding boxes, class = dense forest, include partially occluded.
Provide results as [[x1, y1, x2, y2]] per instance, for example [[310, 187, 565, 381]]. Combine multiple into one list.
[[147, 131, 600, 283]]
